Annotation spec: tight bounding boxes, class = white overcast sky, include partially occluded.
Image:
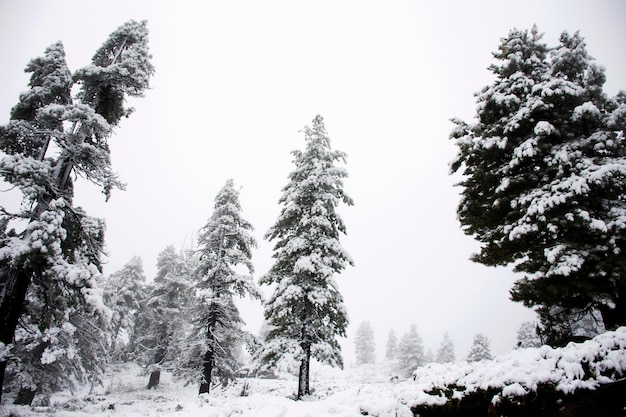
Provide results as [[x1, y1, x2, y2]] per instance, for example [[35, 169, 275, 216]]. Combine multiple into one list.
[[1, 0, 625, 361]]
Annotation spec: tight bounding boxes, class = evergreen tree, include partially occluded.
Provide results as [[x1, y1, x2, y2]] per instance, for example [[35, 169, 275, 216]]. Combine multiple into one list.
[[396, 325, 425, 377], [102, 256, 147, 360], [385, 329, 398, 360], [435, 332, 456, 363], [449, 26, 626, 343], [259, 115, 353, 399], [0, 20, 153, 401], [354, 321, 375, 365], [466, 333, 493, 362], [180, 180, 260, 395], [516, 321, 542, 348], [131, 246, 195, 388]]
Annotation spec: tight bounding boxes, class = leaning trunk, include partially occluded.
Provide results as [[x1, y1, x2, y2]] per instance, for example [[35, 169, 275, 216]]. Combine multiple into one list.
[[199, 350, 214, 395], [0, 268, 33, 404], [297, 343, 311, 400]]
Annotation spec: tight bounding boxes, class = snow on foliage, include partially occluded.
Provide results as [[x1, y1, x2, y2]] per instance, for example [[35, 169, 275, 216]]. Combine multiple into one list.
[[449, 26, 626, 342], [0, 20, 154, 402], [259, 115, 352, 398], [400, 327, 626, 408]]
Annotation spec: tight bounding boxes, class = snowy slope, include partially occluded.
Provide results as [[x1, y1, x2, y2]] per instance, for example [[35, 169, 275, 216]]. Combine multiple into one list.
[[1, 328, 624, 417]]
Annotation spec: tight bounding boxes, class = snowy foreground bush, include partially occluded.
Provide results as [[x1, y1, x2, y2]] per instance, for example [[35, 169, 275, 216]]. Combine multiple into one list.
[[399, 327, 626, 415], [1, 328, 624, 417]]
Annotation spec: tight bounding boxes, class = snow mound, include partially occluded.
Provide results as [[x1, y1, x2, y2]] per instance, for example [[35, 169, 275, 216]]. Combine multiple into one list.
[[399, 327, 626, 407]]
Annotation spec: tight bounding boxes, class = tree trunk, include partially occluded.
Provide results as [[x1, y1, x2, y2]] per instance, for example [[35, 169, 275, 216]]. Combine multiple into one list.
[[599, 297, 626, 331], [147, 369, 160, 389], [0, 268, 33, 404], [199, 350, 214, 395], [13, 386, 36, 406], [297, 343, 311, 400]]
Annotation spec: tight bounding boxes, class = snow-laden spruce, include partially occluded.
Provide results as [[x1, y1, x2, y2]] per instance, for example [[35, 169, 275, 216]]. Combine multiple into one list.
[[101, 256, 147, 360], [0, 20, 153, 404], [435, 331, 456, 364], [178, 179, 261, 395], [258, 115, 353, 400], [130, 245, 195, 388], [396, 324, 425, 377], [466, 333, 493, 362], [354, 321, 376, 365], [449, 26, 626, 343]]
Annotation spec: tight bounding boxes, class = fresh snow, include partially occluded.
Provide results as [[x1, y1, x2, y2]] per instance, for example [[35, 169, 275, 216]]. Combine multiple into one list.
[[2, 328, 624, 416]]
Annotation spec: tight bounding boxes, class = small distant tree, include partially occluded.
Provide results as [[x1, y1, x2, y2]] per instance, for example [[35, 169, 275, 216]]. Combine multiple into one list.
[[516, 321, 542, 348], [354, 321, 375, 365], [466, 333, 493, 362], [396, 325, 425, 377], [180, 180, 261, 395], [435, 332, 456, 363], [385, 330, 398, 360], [259, 115, 353, 399], [102, 256, 147, 360]]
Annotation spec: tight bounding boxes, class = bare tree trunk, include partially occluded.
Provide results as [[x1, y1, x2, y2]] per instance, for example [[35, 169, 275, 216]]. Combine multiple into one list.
[[13, 386, 36, 405], [599, 297, 626, 331], [199, 350, 214, 395], [297, 343, 311, 400], [147, 369, 160, 389]]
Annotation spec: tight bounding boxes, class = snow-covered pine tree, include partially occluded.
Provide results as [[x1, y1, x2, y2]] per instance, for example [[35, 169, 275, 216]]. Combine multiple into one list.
[[449, 26, 626, 344], [516, 321, 542, 348], [0, 20, 153, 401], [131, 245, 195, 389], [354, 321, 376, 365], [385, 329, 398, 360], [102, 256, 147, 360], [259, 115, 353, 399], [180, 180, 261, 395], [396, 325, 425, 377], [466, 333, 493, 362], [435, 332, 456, 363]]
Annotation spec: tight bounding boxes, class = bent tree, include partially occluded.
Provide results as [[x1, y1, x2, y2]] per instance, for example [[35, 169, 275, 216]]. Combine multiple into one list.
[[260, 115, 353, 399], [449, 26, 626, 344], [0, 20, 154, 402]]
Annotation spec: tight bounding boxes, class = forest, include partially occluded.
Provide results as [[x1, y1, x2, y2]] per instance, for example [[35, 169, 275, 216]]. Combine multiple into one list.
[[0, 15, 625, 417]]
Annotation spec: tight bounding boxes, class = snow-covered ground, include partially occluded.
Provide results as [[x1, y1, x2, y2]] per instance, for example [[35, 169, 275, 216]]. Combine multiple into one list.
[[2, 328, 625, 417]]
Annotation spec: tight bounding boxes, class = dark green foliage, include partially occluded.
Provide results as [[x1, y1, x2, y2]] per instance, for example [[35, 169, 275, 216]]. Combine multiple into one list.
[[0, 20, 153, 403], [450, 26, 626, 341], [411, 381, 626, 417]]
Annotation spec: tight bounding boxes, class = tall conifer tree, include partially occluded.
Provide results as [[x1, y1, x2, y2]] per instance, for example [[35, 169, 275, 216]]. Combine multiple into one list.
[[182, 180, 260, 395], [260, 115, 353, 399], [450, 27, 626, 343], [0, 20, 154, 401]]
